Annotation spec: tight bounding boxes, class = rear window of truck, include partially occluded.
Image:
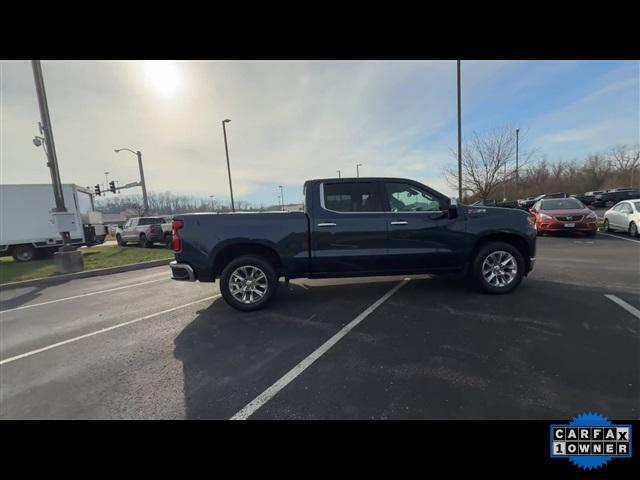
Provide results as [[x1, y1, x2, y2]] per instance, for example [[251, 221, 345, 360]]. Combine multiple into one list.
[[323, 182, 382, 212]]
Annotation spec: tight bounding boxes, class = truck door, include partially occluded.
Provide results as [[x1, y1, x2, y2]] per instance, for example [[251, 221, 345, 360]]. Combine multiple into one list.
[[125, 218, 138, 240], [310, 181, 389, 275], [382, 181, 463, 271]]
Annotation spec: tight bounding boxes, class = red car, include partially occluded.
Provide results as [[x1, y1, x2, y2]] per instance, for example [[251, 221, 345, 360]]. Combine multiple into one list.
[[529, 197, 598, 236]]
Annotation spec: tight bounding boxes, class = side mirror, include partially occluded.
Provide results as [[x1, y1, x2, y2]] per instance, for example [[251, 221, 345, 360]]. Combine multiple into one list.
[[448, 197, 458, 219]]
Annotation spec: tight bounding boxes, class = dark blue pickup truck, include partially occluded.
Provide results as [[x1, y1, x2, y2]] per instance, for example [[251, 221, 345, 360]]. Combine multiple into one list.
[[170, 178, 536, 311]]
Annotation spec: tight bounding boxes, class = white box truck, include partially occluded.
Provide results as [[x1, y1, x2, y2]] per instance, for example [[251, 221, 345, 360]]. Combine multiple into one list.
[[0, 184, 107, 262]]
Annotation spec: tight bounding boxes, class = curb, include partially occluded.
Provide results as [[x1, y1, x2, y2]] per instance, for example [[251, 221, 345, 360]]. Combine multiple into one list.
[[0, 258, 172, 290]]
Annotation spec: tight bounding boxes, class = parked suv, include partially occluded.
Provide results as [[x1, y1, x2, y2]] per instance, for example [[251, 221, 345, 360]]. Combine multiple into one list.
[[518, 192, 568, 211], [594, 188, 640, 208], [570, 191, 603, 206], [116, 217, 172, 247]]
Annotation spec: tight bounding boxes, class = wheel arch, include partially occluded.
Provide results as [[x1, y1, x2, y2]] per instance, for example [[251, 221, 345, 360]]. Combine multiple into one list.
[[212, 242, 283, 279], [472, 232, 531, 272]]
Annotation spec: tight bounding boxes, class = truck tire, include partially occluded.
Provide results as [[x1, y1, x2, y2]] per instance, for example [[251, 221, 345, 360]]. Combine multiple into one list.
[[116, 234, 127, 246], [220, 255, 279, 311], [471, 242, 525, 294], [140, 233, 151, 248], [12, 244, 38, 262]]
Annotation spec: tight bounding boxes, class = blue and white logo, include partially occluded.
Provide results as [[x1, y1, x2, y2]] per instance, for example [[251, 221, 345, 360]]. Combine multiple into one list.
[[550, 412, 632, 470]]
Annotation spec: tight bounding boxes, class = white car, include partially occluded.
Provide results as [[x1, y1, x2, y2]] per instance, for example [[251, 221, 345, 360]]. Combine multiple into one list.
[[603, 199, 640, 237]]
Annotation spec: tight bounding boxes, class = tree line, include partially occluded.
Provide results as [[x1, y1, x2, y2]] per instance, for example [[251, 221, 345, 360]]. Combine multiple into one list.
[[95, 191, 275, 215], [445, 126, 639, 202]]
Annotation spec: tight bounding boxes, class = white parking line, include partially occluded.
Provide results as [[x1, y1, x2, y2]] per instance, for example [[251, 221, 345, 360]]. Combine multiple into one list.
[[230, 278, 410, 420], [0, 295, 219, 365], [604, 294, 640, 320], [0, 278, 167, 314], [597, 232, 640, 244]]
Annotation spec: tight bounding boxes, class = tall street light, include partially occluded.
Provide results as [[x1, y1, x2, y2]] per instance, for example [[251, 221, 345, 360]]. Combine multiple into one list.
[[31, 60, 83, 273], [114, 148, 149, 214], [222, 119, 235, 213], [279, 185, 284, 211], [457, 60, 463, 201], [356, 163, 362, 177], [515, 128, 520, 195], [104, 171, 110, 189], [337, 169, 341, 178]]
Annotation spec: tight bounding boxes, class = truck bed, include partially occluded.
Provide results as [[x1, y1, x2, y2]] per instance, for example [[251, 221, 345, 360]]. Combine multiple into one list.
[[174, 212, 310, 282]]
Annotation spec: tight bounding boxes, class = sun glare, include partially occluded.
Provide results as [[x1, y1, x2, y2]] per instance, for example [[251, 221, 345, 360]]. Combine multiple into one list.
[[144, 60, 179, 94]]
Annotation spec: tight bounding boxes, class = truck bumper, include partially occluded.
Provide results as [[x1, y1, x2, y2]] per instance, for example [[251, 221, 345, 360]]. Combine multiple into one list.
[[170, 261, 195, 281]]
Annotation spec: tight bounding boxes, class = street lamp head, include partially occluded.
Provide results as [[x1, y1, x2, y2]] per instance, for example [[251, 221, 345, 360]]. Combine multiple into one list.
[[223, 119, 231, 124], [114, 149, 120, 153], [32, 136, 43, 147]]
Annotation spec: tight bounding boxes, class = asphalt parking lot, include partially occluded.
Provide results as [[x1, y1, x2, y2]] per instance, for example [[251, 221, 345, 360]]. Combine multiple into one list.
[[1, 231, 638, 419]]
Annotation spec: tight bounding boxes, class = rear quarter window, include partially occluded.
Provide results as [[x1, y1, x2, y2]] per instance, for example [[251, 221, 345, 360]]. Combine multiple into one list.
[[323, 182, 381, 212]]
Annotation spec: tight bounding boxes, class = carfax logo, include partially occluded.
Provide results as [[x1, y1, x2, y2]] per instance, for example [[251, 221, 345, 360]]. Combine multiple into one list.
[[550, 412, 632, 470]]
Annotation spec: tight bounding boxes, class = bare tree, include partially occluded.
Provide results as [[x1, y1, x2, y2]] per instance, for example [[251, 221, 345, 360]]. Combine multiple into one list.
[[446, 126, 532, 201], [609, 144, 640, 186]]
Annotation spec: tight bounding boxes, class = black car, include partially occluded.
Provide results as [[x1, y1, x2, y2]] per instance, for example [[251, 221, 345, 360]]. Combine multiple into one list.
[[170, 177, 537, 311], [570, 191, 603, 206], [593, 188, 640, 208]]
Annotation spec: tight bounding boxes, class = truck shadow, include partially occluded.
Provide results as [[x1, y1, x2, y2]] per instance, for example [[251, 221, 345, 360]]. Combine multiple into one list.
[[172, 276, 475, 419], [172, 278, 421, 419]]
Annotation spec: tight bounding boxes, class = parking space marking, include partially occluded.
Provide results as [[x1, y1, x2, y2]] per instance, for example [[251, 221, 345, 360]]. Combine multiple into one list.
[[230, 278, 410, 420], [597, 232, 640, 244], [0, 278, 168, 314], [605, 294, 640, 320], [0, 295, 219, 365]]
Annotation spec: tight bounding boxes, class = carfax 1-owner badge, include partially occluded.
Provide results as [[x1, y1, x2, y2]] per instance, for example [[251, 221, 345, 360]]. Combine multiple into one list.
[[550, 412, 632, 470]]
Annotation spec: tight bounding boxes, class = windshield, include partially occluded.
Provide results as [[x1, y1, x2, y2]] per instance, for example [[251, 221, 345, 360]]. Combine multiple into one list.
[[541, 198, 584, 210]]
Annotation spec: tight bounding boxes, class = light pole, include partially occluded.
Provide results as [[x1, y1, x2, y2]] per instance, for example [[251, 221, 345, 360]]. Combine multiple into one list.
[[337, 169, 341, 178], [356, 163, 362, 177], [222, 119, 235, 213], [279, 185, 284, 211], [114, 148, 149, 214], [457, 60, 463, 201], [32, 60, 83, 272], [515, 128, 520, 196], [209, 195, 215, 211], [104, 171, 110, 190]]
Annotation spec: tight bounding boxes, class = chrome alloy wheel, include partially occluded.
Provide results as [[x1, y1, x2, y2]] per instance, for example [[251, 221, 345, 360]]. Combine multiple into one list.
[[229, 265, 268, 304], [481, 250, 518, 288]]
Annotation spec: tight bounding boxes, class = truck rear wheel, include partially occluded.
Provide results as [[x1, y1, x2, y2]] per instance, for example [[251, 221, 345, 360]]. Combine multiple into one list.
[[12, 244, 38, 262], [220, 255, 278, 311], [471, 242, 524, 294]]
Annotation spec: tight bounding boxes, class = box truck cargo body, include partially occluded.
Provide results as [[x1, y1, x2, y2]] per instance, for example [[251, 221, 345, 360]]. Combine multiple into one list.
[[0, 184, 107, 261]]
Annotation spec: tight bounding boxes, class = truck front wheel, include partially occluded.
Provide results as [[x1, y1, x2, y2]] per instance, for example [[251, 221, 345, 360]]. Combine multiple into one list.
[[12, 244, 38, 262], [472, 242, 525, 294], [220, 255, 278, 311]]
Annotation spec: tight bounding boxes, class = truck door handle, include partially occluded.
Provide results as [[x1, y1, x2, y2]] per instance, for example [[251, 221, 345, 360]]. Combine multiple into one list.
[[317, 222, 337, 227], [390, 220, 408, 225]]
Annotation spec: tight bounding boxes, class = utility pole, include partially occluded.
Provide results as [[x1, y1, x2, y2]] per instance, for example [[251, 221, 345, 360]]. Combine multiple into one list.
[[136, 150, 149, 213], [457, 60, 463, 201], [515, 128, 520, 196], [337, 169, 341, 178], [222, 119, 235, 212], [356, 163, 362, 177], [279, 185, 284, 211], [31, 60, 83, 272]]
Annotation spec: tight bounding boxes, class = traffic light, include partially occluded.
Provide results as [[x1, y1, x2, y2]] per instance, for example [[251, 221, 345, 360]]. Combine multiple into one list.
[[109, 180, 116, 194], [94, 184, 101, 196]]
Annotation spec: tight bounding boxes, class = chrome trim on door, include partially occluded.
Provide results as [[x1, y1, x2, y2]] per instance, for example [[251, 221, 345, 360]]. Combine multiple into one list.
[[390, 220, 408, 225], [317, 222, 337, 227]]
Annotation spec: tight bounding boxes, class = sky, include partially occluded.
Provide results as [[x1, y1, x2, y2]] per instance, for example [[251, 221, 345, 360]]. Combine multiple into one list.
[[1, 60, 638, 206]]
